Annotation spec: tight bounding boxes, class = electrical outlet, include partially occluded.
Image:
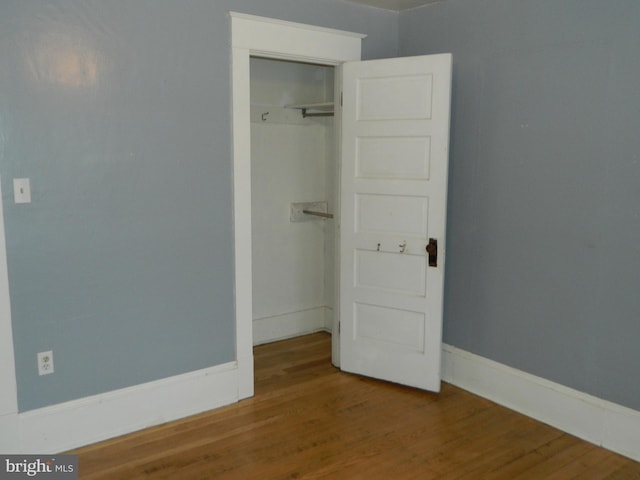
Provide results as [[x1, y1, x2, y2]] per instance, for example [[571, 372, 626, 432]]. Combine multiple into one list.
[[37, 350, 54, 376]]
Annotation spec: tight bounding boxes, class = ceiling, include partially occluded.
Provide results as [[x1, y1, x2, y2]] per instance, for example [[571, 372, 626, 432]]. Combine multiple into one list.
[[344, 0, 441, 11]]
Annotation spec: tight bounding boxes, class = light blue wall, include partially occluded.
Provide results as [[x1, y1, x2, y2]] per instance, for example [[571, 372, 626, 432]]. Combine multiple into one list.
[[0, 0, 398, 411], [400, 0, 640, 410], [13, 0, 637, 416]]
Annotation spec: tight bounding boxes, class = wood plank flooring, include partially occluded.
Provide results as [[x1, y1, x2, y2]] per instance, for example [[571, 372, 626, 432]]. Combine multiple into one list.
[[71, 333, 640, 479]]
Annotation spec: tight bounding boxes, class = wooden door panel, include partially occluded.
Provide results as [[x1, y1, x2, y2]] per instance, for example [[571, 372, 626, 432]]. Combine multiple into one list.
[[340, 53, 452, 392]]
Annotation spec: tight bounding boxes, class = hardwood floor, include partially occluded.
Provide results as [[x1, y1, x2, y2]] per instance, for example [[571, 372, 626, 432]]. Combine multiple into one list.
[[72, 333, 640, 479]]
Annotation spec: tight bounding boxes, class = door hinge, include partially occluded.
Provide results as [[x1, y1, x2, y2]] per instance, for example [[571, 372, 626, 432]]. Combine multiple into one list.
[[340, 91, 343, 107], [338, 321, 341, 334]]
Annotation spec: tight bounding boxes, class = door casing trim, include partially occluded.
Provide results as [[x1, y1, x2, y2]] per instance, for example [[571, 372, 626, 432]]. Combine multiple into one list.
[[230, 12, 364, 397]]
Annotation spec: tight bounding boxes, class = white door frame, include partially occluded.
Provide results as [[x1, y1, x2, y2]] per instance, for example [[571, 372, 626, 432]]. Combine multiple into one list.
[[230, 12, 365, 398], [0, 179, 18, 418]]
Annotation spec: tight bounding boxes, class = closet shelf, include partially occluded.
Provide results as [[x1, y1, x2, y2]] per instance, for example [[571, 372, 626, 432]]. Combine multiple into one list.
[[286, 102, 334, 118]]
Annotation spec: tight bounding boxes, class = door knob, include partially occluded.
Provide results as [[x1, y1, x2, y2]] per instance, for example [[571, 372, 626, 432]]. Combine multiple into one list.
[[426, 238, 437, 267]]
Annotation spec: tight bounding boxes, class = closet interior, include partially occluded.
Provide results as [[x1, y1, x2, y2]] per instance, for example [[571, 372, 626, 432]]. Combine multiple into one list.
[[250, 57, 337, 345]]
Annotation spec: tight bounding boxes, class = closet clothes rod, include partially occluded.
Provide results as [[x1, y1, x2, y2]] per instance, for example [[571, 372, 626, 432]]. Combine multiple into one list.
[[301, 108, 334, 118], [286, 103, 335, 118], [303, 210, 334, 219]]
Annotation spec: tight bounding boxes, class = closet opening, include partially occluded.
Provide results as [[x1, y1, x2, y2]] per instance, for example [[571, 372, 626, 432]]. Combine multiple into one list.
[[249, 57, 338, 354]]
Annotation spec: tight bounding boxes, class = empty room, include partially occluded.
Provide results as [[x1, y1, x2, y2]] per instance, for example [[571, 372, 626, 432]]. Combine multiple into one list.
[[0, 0, 639, 478]]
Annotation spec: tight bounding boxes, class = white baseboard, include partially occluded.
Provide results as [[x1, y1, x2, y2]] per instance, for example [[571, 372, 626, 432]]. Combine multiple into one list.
[[253, 307, 328, 345], [0, 361, 240, 454], [7, 339, 636, 462], [324, 307, 334, 333], [442, 344, 640, 462]]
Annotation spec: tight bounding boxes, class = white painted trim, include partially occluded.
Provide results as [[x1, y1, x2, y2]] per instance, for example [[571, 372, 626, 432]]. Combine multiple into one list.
[[229, 12, 366, 39], [0, 177, 18, 418], [331, 65, 344, 369], [442, 344, 640, 462], [230, 12, 365, 63], [324, 306, 334, 333], [253, 307, 329, 346], [0, 362, 239, 454], [231, 39, 255, 402], [230, 12, 363, 394]]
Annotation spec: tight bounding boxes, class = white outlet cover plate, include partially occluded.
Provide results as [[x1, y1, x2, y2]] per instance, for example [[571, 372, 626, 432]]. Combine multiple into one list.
[[37, 350, 54, 376]]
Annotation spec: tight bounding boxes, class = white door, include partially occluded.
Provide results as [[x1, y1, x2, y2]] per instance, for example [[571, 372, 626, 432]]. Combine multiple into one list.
[[339, 54, 452, 392]]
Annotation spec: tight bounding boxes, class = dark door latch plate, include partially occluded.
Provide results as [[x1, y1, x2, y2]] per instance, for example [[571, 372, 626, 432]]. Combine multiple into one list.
[[426, 238, 437, 267]]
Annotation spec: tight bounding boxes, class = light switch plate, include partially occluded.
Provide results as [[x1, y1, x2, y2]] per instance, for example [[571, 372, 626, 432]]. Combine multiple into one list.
[[13, 178, 31, 204]]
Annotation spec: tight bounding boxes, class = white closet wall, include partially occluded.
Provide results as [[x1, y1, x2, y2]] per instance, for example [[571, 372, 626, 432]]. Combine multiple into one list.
[[250, 58, 335, 345]]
